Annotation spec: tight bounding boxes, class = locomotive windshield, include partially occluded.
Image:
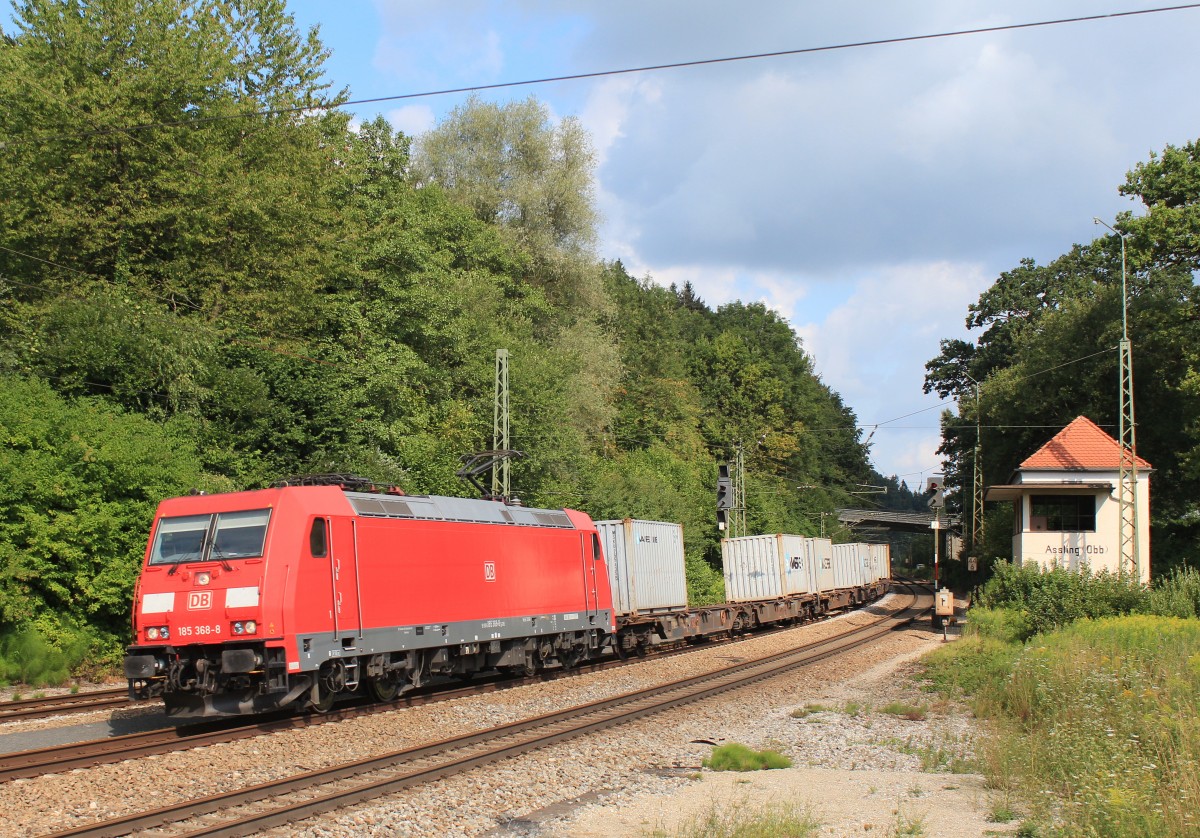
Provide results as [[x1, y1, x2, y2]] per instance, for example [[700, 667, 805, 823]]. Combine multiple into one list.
[[149, 509, 271, 565]]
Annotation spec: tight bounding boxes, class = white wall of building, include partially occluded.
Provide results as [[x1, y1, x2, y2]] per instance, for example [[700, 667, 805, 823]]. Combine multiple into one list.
[[1010, 470, 1150, 584]]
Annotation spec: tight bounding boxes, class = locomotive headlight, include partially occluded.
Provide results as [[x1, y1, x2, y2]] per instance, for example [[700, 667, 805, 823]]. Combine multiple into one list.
[[196, 572, 212, 586], [146, 626, 169, 641], [232, 621, 244, 635], [244, 620, 257, 635], [231, 620, 257, 636]]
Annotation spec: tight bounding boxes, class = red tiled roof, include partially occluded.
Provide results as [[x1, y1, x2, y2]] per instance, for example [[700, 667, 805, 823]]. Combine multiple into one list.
[[1020, 416, 1152, 470]]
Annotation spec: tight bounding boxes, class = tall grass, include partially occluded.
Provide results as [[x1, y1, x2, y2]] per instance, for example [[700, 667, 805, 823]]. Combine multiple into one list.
[[992, 616, 1200, 836], [647, 798, 821, 838], [921, 565, 1200, 835]]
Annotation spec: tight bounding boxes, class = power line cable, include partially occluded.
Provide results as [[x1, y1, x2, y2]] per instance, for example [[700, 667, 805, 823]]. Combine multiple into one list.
[[8, 4, 1199, 146]]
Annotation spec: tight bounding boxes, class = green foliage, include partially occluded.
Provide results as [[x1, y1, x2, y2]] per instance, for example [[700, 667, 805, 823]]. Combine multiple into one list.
[[878, 702, 928, 721], [976, 562, 1147, 636], [0, 626, 89, 687], [702, 742, 793, 772], [1146, 566, 1200, 618], [0, 376, 225, 640]]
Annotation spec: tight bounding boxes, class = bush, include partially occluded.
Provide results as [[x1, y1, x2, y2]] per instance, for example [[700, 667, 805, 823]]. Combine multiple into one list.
[[0, 626, 88, 687], [976, 561, 1147, 635], [1147, 566, 1200, 618], [702, 742, 793, 771]]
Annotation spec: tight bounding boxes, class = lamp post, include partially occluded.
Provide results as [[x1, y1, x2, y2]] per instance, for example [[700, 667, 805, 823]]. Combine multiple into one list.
[[1093, 217, 1140, 582]]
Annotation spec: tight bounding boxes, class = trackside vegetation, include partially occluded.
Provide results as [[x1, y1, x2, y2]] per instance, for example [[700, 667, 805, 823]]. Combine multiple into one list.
[[702, 742, 793, 772], [921, 563, 1200, 837], [0, 0, 884, 679], [647, 798, 821, 838]]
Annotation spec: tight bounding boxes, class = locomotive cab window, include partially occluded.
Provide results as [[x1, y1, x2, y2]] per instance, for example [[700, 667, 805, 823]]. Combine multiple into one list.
[[592, 533, 602, 561], [149, 509, 272, 565], [309, 518, 328, 558]]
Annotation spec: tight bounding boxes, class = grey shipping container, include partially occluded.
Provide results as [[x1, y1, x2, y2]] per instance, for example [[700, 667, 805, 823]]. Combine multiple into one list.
[[596, 519, 688, 616], [722, 534, 818, 602]]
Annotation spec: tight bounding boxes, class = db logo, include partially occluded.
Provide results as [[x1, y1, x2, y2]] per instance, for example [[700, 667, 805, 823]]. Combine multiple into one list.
[[483, 562, 496, 582], [187, 591, 212, 610]]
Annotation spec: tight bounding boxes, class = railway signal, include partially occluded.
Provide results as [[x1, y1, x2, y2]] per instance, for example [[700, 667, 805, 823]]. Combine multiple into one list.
[[925, 476, 945, 509], [716, 464, 733, 531]]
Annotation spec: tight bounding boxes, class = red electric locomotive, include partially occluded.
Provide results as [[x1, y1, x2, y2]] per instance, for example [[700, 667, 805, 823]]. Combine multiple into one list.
[[123, 480, 615, 717]]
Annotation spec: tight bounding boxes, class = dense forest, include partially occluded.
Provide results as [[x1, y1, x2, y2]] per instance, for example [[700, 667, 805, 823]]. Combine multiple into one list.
[[0, 0, 880, 664], [926, 140, 1200, 574]]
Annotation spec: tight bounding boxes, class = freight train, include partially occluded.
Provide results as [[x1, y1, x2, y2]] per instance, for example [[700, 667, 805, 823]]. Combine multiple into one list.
[[123, 478, 890, 717]]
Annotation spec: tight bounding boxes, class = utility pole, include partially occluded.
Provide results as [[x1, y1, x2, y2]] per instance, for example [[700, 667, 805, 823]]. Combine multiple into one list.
[[732, 443, 747, 538], [1094, 218, 1140, 581], [492, 349, 510, 500], [964, 374, 984, 549]]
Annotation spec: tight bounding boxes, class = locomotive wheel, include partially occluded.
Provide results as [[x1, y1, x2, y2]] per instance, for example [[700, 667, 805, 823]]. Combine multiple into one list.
[[310, 682, 336, 713], [558, 648, 582, 670], [369, 675, 400, 702]]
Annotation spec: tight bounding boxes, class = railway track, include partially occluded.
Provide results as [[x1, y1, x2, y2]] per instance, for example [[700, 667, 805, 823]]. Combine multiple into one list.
[[43, 584, 928, 838], [0, 688, 132, 724], [1, 590, 902, 782]]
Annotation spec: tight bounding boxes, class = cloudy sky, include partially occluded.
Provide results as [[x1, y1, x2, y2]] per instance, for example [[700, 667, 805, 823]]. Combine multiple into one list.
[[288, 1, 1200, 484]]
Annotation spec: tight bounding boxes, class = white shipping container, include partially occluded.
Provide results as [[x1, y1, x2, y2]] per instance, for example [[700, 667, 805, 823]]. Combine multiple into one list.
[[832, 543, 867, 589], [596, 519, 687, 616], [779, 535, 816, 596], [722, 534, 784, 602], [809, 537, 835, 593], [869, 543, 891, 582], [722, 534, 821, 602], [806, 537, 835, 590]]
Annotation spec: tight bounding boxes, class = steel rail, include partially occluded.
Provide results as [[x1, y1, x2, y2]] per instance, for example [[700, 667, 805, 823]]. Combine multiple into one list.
[[44, 585, 927, 838], [0, 688, 132, 723]]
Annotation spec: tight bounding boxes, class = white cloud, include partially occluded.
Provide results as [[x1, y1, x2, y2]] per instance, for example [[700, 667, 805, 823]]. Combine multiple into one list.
[[385, 105, 436, 136], [795, 261, 991, 477]]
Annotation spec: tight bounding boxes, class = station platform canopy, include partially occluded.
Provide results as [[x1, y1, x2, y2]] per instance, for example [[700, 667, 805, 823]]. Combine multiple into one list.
[[836, 508, 961, 534]]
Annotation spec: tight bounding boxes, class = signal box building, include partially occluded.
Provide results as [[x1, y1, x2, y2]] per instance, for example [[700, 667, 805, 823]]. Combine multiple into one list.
[[984, 416, 1151, 583]]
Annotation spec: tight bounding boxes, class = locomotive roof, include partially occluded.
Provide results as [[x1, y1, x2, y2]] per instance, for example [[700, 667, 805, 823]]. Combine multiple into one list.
[[343, 492, 577, 529]]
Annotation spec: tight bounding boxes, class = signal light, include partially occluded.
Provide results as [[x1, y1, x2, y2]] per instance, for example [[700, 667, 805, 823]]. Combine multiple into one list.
[[926, 476, 945, 509], [146, 626, 169, 641]]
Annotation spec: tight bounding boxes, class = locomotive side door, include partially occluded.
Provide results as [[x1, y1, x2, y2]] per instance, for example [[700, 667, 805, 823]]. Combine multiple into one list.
[[582, 532, 602, 619], [329, 517, 362, 643]]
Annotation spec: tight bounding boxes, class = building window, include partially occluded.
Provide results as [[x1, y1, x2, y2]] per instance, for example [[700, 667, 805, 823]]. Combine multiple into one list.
[[1029, 495, 1097, 532]]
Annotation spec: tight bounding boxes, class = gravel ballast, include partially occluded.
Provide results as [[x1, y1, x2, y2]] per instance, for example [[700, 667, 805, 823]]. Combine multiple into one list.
[[2, 595, 1009, 837]]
